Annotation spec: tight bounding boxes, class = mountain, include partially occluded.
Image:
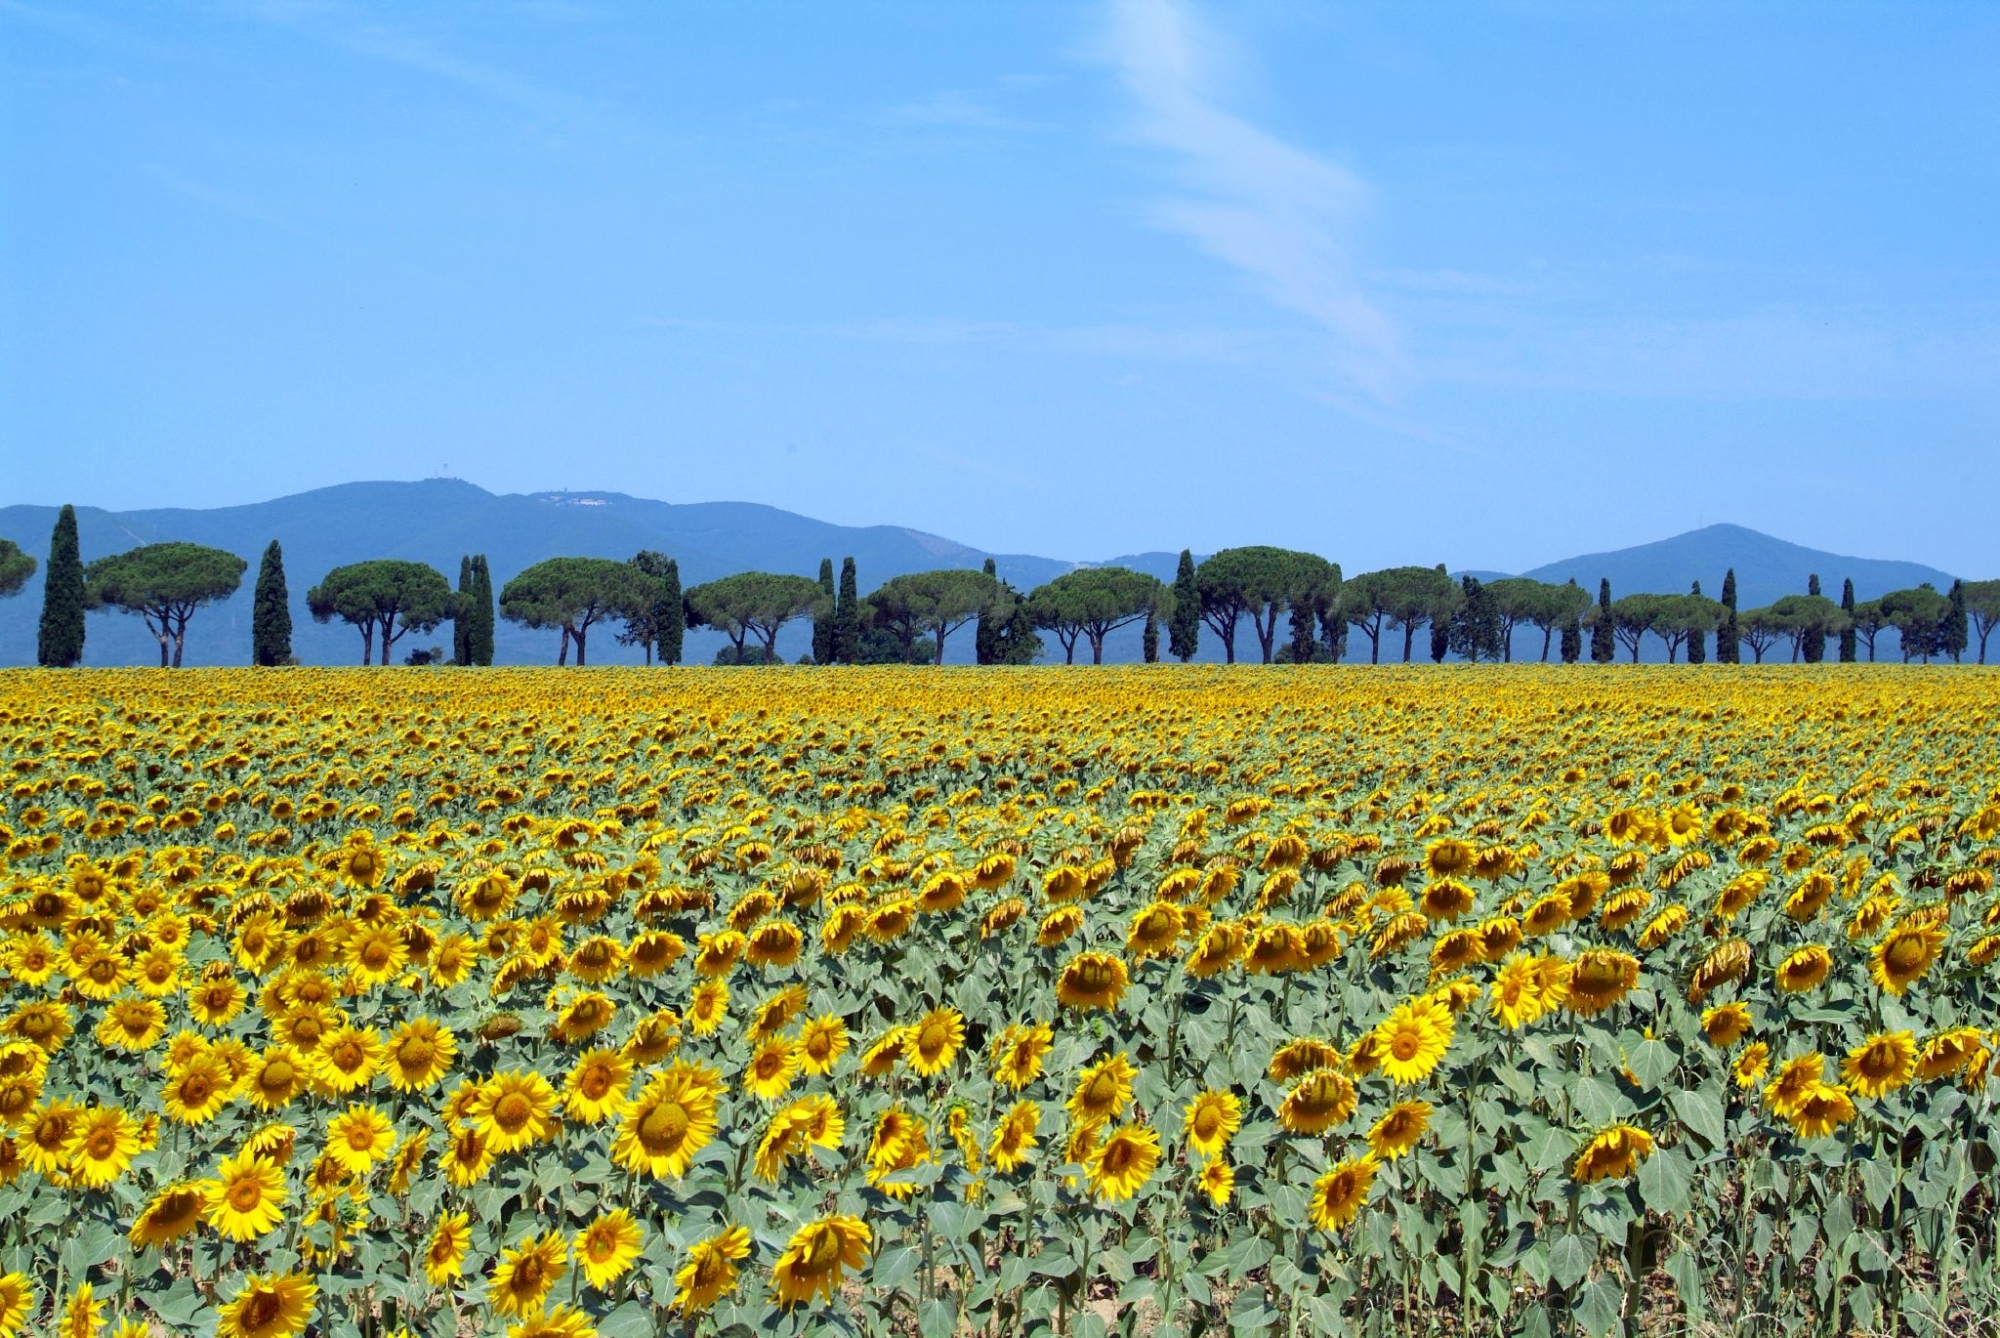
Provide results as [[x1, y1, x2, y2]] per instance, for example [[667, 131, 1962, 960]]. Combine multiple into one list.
[[1520, 523, 1956, 610]]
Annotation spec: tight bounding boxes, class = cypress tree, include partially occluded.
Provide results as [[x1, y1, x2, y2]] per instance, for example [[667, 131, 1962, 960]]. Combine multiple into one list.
[[1168, 549, 1200, 662], [1560, 613, 1582, 664], [453, 555, 474, 665], [814, 558, 838, 665], [1839, 578, 1857, 662], [1317, 606, 1346, 663], [36, 504, 86, 668], [467, 555, 497, 665], [1142, 615, 1160, 663], [1589, 578, 1615, 664], [1686, 580, 1706, 664], [1803, 574, 1826, 662], [833, 558, 861, 665], [1287, 598, 1318, 663], [1717, 568, 1739, 664], [1945, 580, 1969, 663], [657, 558, 684, 665], [252, 540, 293, 666], [975, 558, 1003, 666]]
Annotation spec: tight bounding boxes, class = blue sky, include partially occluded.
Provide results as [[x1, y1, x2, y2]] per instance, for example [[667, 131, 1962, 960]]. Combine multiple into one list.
[[3, 0, 1995, 575]]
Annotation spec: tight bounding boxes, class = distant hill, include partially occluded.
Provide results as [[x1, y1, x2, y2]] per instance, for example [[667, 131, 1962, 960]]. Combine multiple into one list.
[[1521, 524, 1956, 610], [0, 485, 1965, 667]]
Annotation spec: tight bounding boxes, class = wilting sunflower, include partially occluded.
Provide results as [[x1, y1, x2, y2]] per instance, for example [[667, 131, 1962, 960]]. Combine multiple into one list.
[[576, 1208, 644, 1289], [1366, 1100, 1432, 1161], [746, 985, 809, 1043], [859, 1028, 910, 1080], [323, 1104, 395, 1175], [441, 1125, 495, 1187], [1571, 1124, 1656, 1182], [1565, 950, 1641, 1017], [1841, 1031, 1915, 1099], [1068, 1053, 1137, 1129], [989, 1101, 1040, 1173], [797, 1016, 849, 1076], [613, 1063, 722, 1179], [990, 1022, 1053, 1090], [489, 1232, 568, 1317], [215, 1272, 315, 1338], [1269, 1038, 1344, 1082], [385, 1018, 456, 1091], [1036, 906, 1085, 948], [1279, 1069, 1358, 1134], [1126, 901, 1183, 959], [1701, 1002, 1753, 1049], [1763, 1052, 1827, 1118], [1915, 1027, 1986, 1081], [1054, 952, 1129, 1011], [1774, 944, 1833, 994], [743, 1035, 800, 1101], [63, 1106, 140, 1188], [563, 1048, 633, 1122], [130, 1182, 205, 1249], [770, 1215, 872, 1308], [471, 1070, 561, 1154], [675, 1224, 752, 1312], [204, 1151, 287, 1241], [1086, 1123, 1160, 1202], [1183, 1089, 1242, 1160], [904, 1007, 965, 1078], [1785, 1082, 1858, 1138], [1308, 1156, 1379, 1232], [1371, 998, 1453, 1085], [1871, 922, 1944, 995]]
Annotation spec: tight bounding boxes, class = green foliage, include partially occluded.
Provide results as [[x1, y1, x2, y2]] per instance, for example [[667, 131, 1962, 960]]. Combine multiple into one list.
[[817, 558, 840, 665], [864, 568, 1000, 665], [1943, 579, 1969, 663], [1196, 546, 1339, 664], [452, 555, 475, 666], [37, 504, 85, 668], [1716, 568, 1739, 664], [252, 540, 293, 667], [834, 557, 862, 665], [0, 538, 34, 600], [1027, 567, 1168, 665], [1802, 574, 1827, 662], [1169, 549, 1200, 662], [1589, 579, 1615, 663], [308, 559, 455, 666], [684, 570, 829, 665], [1964, 579, 2000, 665], [1838, 577, 1858, 663], [501, 557, 663, 666], [1486, 577, 1590, 663], [86, 541, 248, 668], [655, 556, 683, 666], [1342, 565, 1456, 664], [468, 555, 496, 666], [617, 551, 683, 666], [1878, 584, 1951, 663], [1448, 575, 1504, 661], [1764, 594, 1850, 663], [1686, 581, 1708, 664]]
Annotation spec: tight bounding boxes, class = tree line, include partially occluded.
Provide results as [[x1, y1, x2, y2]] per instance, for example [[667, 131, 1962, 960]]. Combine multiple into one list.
[[8, 505, 1997, 667]]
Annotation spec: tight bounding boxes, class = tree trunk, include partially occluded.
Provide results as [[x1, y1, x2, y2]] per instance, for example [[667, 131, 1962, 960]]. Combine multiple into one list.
[[1090, 630, 1106, 665], [361, 622, 374, 666], [1541, 626, 1553, 661], [1402, 624, 1416, 662], [559, 627, 571, 666], [576, 626, 589, 666]]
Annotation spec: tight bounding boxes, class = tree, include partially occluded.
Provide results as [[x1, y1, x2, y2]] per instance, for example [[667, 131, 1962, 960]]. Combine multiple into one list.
[[1801, 575, 1827, 662], [0, 539, 34, 601], [617, 552, 682, 665], [1850, 598, 1888, 661], [1715, 568, 1739, 664], [1169, 550, 1200, 662], [1316, 602, 1347, 662], [1652, 591, 1720, 663], [1589, 579, 1615, 663], [1143, 615, 1161, 663], [252, 541, 292, 666], [1964, 580, 2000, 664], [37, 505, 86, 668], [468, 556, 496, 666], [1879, 585, 1949, 662], [683, 571, 827, 665], [1195, 547, 1338, 664], [871, 568, 1002, 665], [829, 558, 862, 665], [816, 559, 839, 665], [1559, 597, 1583, 665], [993, 584, 1042, 665], [1342, 566, 1456, 664], [1607, 593, 1666, 663], [1488, 577, 1587, 663], [1686, 582, 1707, 664], [1942, 580, 1969, 663], [1739, 607, 1785, 663], [1765, 594, 1847, 663], [310, 560, 454, 666], [499, 557, 659, 666], [1287, 595, 1318, 663], [1028, 567, 1167, 665], [655, 557, 684, 665], [1447, 575, 1503, 661], [452, 556, 475, 666], [85, 543, 247, 668], [1838, 578, 1857, 663]]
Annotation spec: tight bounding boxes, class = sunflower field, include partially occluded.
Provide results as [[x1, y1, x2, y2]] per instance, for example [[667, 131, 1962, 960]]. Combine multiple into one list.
[[2, 666, 1999, 1338]]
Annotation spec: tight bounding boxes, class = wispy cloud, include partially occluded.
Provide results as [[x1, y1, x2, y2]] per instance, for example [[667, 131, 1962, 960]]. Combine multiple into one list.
[[1099, 0, 1402, 397], [884, 91, 1048, 135], [144, 164, 323, 238]]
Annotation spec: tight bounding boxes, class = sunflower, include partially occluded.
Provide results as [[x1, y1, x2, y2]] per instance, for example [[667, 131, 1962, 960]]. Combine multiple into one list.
[[1183, 1089, 1241, 1160], [489, 1232, 568, 1317], [798, 1016, 849, 1075], [1269, 1038, 1343, 1082], [576, 1208, 644, 1289], [162, 1057, 235, 1125], [1191, 1158, 1232, 1207], [343, 925, 407, 989], [736, 1035, 797, 1102], [1308, 1156, 1379, 1232], [504, 1305, 597, 1338], [0, 1272, 29, 1337], [1871, 922, 1944, 995], [674, 1225, 752, 1312], [1085, 1123, 1160, 1202], [324, 1104, 395, 1175], [747, 985, 809, 1043], [693, 930, 746, 978], [905, 1007, 965, 1078], [989, 1100, 1040, 1172], [3, 1001, 72, 1053], [625, 930, 685, 979], [243, 1047, 307, 1112], [1278, 1069, 1358, 1135], [387, 1125, 429, 1193], [1126, 901, 1183, 959], [61, 1284, 102, 1338], [1037, 906, 1085, 948], [188, 976, 247, 1027], [1424, 837, 1477, 880], [859, 1028, 910, 1080], [1068, 1053, 1136, 1129], [385, 1018, 457, 1091], [1700, 1002, 1752, 1049], [307, 1025, 383, 1094], [624, 1009, 684, 1065], [1371, 998, 1453, 1085], [1734, 1041, 1771, 1088], [990, 1022, 1053, 1090], [441, 1126, 495, 1187], [1570, 1124, 1656, 1182], [471, 1070, 561, 1154], [563, 1048, 633, 1122], [613, 1063, 722, 1179], [215, 1272, 316, 1338], [1915, 1027, 1986, 1081], [130, 1182, 205, 1249], [1564, 950, 1640, 1017], [1763, 1052, 1826, 1118], [770, 1215, 871, 1308], [204, 1151, 287, 1241], [1055, 952, 1129, 1010], [1366, 1100, 1432, 1161], [1520, 893, 1573, 937], [688, 981, 730, 1036], [866, 1108, 932, 1197], [63, 1106, 140, 1188], [1774, 944, 1833, 994], [1419, 878, 1476, 924], [94, 998, 166, 1052], [1185, 921, 1243, 977], [1246, 923, 1304, 974], [1784, 1083, 1858, 1138]]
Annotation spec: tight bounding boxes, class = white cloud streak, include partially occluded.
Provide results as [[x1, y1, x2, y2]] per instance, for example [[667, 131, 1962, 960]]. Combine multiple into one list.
[[1101, 0, 1402, 397]]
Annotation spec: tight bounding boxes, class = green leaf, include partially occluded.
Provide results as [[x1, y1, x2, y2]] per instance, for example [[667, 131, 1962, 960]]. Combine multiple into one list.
[[919, 1297, 957, 1338], [873, 1244, 921, 1293], [596, 1302, 657, 1338], [1549, 1233, 1594, 1290], [1573, 1277, 1624, 1337], [1626, 1038, 1676, 1088], [1638, 1146, 1692, 1215], [1669, 1087, 1727, 1150]]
